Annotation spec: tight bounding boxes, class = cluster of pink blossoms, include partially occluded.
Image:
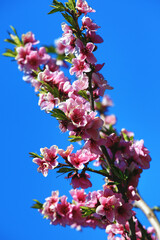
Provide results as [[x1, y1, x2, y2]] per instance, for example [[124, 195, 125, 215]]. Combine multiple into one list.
[[41, 186, 156, 239], [106, 219, 156, 240], [41, 184, 133, 230], [4, 0, 159, 239]]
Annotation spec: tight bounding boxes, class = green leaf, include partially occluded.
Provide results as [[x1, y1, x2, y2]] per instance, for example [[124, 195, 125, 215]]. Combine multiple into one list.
[[3, 52, 16, 57], [45, 45, 56, 54], [61, 12, 76, 28], [67, 171, 74, 178], [112, 165, 124, 180], [31, 199, 43, 209], [10, 34, 22, 46], [52, 87, 60, 98], [121, 131, 130, 142], [152, 206, 160, 212], [57, 167, 75, 173], [107, 181, 120, 186], [80, 206, 96, 217], [68, 135, 82, 142], [29, 152, 43, 159], [129, 135, 134, 142], [78, 90, 89, 101], [4, 38, 16, 45], [71, 0, 76, 6], [65, 56, 73, 64], [48, 7, 64, 14], [99, 169, 109, 176], [10, 25, 17, 35], [57, 54, 66, 61], [48, 0, 65, 14], [31, 70, 39, 77], [3, 48, 17, 58], [53, 0, 65, 8], [51, 108, 68, 121], [95, 101, 102, 110], [39, 80, 59, 98], [65, 0, 76, 11]]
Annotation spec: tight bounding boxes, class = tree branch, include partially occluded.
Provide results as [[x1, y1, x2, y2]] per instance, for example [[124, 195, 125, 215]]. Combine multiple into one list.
[[88, 71, 95, 111], [134, 193, 160, 239], [129, 217, 137, 240]]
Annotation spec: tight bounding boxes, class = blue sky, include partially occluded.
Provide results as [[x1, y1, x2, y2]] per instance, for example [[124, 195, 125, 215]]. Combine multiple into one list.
[[1, 0, 160, 239]]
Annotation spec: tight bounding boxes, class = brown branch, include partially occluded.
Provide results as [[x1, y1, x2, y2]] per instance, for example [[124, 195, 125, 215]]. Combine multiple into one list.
[[88, 71, 95, 111], [129, 218, 137, 240], [134, 193, 160, 239], [137, 218, 153, 240]]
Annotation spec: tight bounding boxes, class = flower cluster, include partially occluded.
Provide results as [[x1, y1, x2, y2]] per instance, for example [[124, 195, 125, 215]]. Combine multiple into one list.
[[4, 0, 159, 239], [41, 184, 133, 231], [106, 219, 157, 240]]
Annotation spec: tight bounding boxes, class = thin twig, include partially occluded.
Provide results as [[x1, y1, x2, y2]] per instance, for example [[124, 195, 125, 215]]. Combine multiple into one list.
[[88, 72, 95, 111], [137, 218, 153, 240], [129, 218, 137, 240]]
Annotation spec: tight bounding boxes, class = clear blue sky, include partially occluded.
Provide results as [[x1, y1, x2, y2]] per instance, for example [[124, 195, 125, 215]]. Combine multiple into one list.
[[1, 0, 160, 239]]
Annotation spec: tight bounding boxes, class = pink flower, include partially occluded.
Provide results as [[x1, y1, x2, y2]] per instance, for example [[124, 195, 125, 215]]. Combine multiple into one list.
[[72, 75, 89, 92], [55, 38, 66, 54], [16, 44, 50, 72], [61, 23, 72, 33], [38, 69, 54, 83], [86, 191, 103, 208], [56, 196, 71, 217], [70, 58, 91, 77], [41, 145, 58, 162], [86, 31, 103, 43], [58, 144, 74, 159], [76, 0, 95, 15], [105, 133, 120, 148], [131, 140, 151, 169], [102, 95, 113, 108], [69, 108, 88, 127], [92, 72, 113, 92], [52, 71, 68, 85], [75, 39, 97, 64], [121, 128, 134, 138], [106, 223, 125, 239], [70, 189, 87, 203], [55, 24, 76, 55], [69, 207, 84, 230], [16, 43, 32, 70], [96, 196, 118, 222], [82, 16, 100, 31], [127, 186, 140, 202], [38, 47, 50, 65], [30, 78, 42, 92], [38, 93, 59, 112], [85, 115, 104, 140], [68, 149, 96, 169], [59, 80, 73, 96], [42, 191, 59, 219], [115, 203, 133, 225], [32, 157, 50, 177], [104, 115, 116, 126], [71, 173, 92, 189], [26, 51, 41, 70], [23, 73, 41, 92], [58, 95, 92, 132], [22, 31, 39, 45], [33, 145, 59, 177], [46, 58, 59, 72], [83, 138, 105, 155]]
